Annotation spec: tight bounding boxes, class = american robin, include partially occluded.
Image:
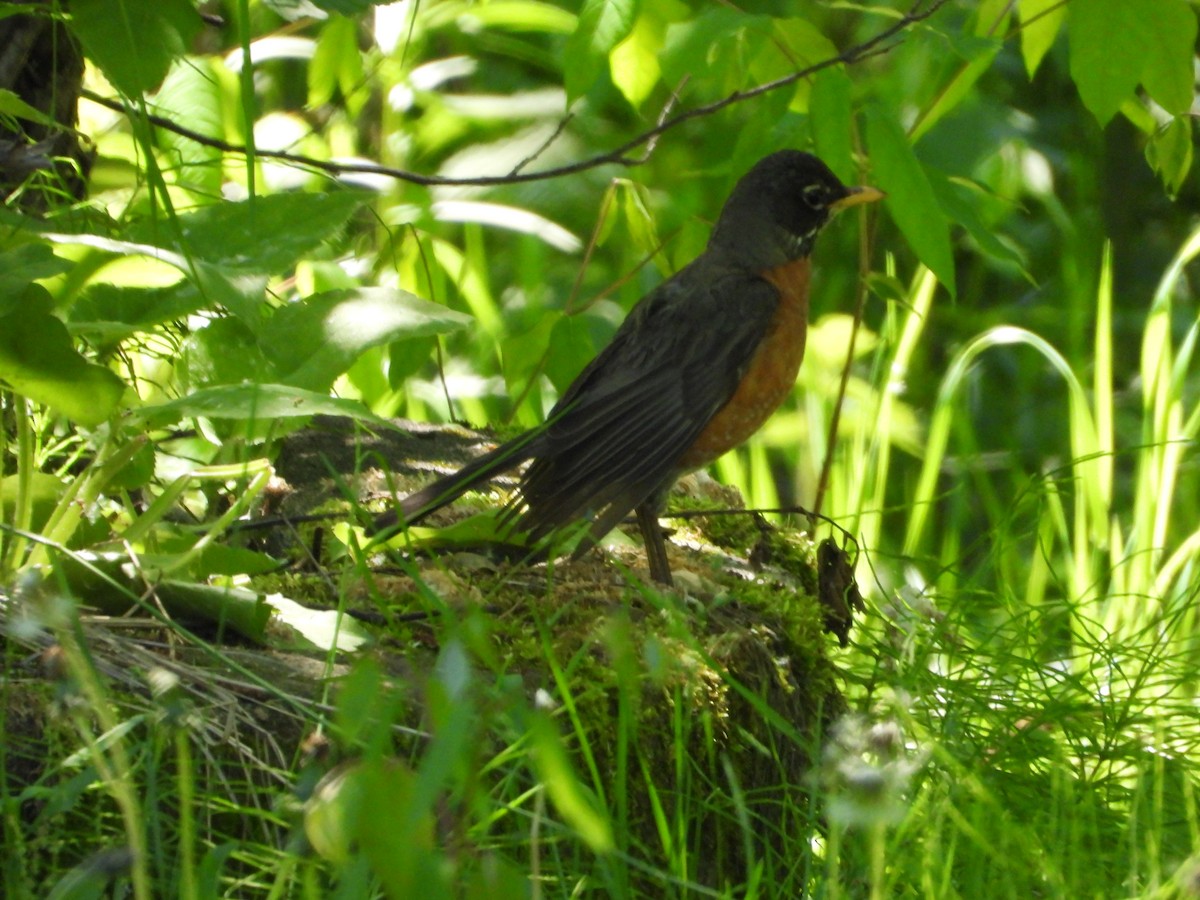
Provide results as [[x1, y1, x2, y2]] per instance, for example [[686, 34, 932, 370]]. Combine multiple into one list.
[[374, 151, 883, 585]]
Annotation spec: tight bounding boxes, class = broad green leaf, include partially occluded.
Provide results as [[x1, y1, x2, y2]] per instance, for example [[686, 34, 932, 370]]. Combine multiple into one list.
[[545, 313, 596, 395], [1146, 117, 1194, 197], [563, 0, 640, 103], [43, 231, 268, 323], [910, 36, 1001, 144], [266, 594, 372, 652], [929, 173, 1030, 280], [134, 383, 392, 428], [0, 312, 126, 426], [0, 245, 72, 308], [1018, 0, 1066, 78], [809, 69, 854, 183], [69, 282, 213, 344], [772, 17, 838, 68], [973, 0, 1013, 35], [458, 1, 576, 33], [1140, 0, 1197, 115], [610, 13, 662, 109], [123, 192, 364, 274], [183, 317, 276, 388], [865, 105, 955, 297], [261, 287, 472, 392], [69, 0, 201, 95], [661, 9, 771, 94], [154, 57, 226, 201], [309, 15, 363, 110], [1069, 0, 1196, 126], [501, 310, 558, 409]]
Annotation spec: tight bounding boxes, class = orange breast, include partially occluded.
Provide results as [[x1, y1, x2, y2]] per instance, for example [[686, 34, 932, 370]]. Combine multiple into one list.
[[678, 257, 811, 469]]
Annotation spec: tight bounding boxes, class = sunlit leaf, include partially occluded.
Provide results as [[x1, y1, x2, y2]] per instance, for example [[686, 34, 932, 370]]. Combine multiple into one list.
[[1017, 0, 1066, 78], [309, 14, 365, 114], [262, 287, 471, 392], [123, 192, 365, 274], [0, 312, 126, 425], [529, 711, 614, 852], [610, 12, 662, 108], [563, 0, 640, 103], [1068, 0, 1196, 126], [0, 245, 72, 309], [458, 1, 576, 33], [154, 58, 226, 201], [69, 0, 201, 95], [133, 383, 392, 427]]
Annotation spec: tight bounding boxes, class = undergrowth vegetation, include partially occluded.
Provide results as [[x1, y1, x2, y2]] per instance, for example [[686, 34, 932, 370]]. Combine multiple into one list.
[[2, 0, 1199, 897]]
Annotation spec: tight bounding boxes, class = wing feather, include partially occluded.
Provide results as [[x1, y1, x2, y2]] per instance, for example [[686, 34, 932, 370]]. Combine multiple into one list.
[[510, 261, 783, 545]]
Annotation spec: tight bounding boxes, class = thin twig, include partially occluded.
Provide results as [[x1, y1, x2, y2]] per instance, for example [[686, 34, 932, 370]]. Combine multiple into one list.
[[80, 0, 949, 189]]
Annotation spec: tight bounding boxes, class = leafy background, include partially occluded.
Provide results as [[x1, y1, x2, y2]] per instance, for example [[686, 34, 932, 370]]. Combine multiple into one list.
[[2, 0, 1200, 896]]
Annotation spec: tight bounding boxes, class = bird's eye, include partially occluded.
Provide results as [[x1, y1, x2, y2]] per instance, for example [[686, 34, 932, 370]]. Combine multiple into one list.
[[802, 183, 826, 210]]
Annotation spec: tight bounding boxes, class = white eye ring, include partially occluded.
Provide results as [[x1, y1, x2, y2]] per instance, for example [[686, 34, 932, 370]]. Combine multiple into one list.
[[802, 183, 826, 209]]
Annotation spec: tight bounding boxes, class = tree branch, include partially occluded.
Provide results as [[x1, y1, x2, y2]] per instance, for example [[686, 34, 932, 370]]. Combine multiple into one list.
[[81, 0, 949, 189]]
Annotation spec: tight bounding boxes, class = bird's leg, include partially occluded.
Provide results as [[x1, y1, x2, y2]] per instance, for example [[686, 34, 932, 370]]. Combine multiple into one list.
[[635, 503, 674, 586]]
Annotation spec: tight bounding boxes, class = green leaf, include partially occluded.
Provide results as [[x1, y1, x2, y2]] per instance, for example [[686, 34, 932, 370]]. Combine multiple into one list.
[[610, 13, 662, 108], [69, 282, 213, 345], [305, 0, 380, 13], [929, 173, 1030, 280], [0, 312, 126, 426], [529, 710, 614, 852], [133, 383, 392, 428], [1146, 117, 1194, 197], [910, 36, 1001, 144], [309, 15, 362, 109], [1068, 0, 1197, 126], [545, 314, 597, 396], [809, 69, 854, 183], [42, 231, 268, 323], [1140, 0, 1197, 115], [458, 1, 577, 33], [124, 192, 365, 274], [0, 88, 59, 128], [661, 9, 771, 94], [153, 57, 226, 200], [183, 317, 276, 387], [260, 288, 472, 392], [0, 245, 72, 309], [501, 310, 558, 403], [1, 472, 66, 532], [865, 105, 955, 297], [69, 0, 201, 95], [563, 0, 640, 102], [54, 551, 274, 642], [1018, 0, 1066, 78]]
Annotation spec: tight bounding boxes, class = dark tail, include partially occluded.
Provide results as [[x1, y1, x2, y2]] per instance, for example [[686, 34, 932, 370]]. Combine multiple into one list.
[[369, 429, 543, 536]]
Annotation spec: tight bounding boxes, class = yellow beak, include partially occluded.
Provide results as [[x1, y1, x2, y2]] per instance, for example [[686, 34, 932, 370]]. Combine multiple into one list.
[[830, 185, 886, 211]]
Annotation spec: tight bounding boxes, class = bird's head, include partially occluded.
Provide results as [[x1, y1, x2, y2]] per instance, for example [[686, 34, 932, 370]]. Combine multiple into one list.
[[709, 150, 883, 267]]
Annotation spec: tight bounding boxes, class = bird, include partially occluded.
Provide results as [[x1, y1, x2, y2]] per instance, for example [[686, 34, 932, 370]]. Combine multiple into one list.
[[373, 150, 883, 585]]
